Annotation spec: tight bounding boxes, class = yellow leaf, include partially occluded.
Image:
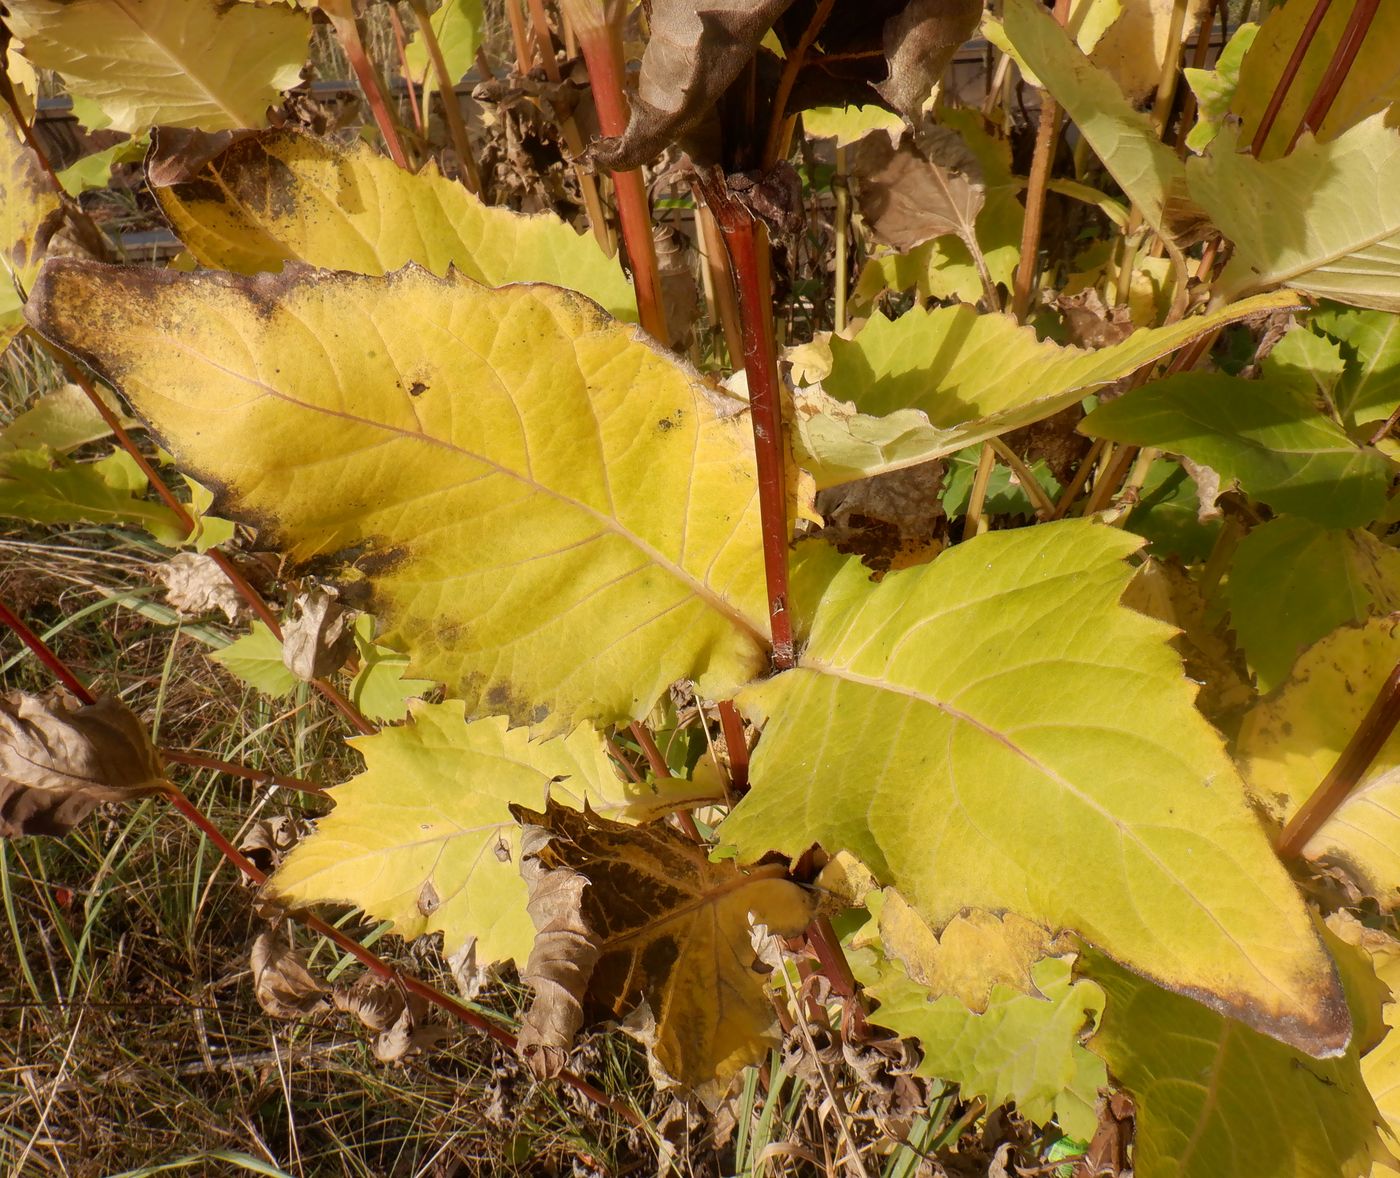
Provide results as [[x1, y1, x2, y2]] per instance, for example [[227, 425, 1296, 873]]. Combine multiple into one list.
[[148, 128, 637, 321], [513, 798, 815, 1103], [5, 0, 311, 133], [27, 260, 769, 733], [1238, 615, 1400, 909], [271, 700, 678, 967], [721, 522, 1350, 1056], [0, 104, 61, 355]]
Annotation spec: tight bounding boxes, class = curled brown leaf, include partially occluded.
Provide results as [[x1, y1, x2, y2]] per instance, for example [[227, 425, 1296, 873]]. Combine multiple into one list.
[[1, 691, 165, 838], [250, 928, 331, 1020], [281, 587, 355, 682]]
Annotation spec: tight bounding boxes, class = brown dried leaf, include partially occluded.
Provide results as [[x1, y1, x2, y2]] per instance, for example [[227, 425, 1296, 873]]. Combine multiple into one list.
[[873, 0, 983, 124], [250, 929, 330, 1020], [238, 815, 310, 876], [332, 972, 406, 1033], [154, 552, 243, 624], [280, 587, 355, 682], [815, 459, 946, 573], [373, 995, 451, 1063], [512, 799, 815, 1103], [591, 0, 798, 171], [0, 691, 165, 838], [854, 125, 984, 252]]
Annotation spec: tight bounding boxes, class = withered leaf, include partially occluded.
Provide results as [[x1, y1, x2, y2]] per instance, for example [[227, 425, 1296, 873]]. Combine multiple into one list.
[[0, 691, 165, 838], [815, 459, 946, 573], [591, 0, 799, 172], [333, 972, 406, 1033], [250, 929, 330, 1020], [373, 998, 451, 1064], [238, 815, 311, 876], [154, 552, 243, 624], [512, 799, 815, 1103], [854, 125, 987, 253], [874, 0, 983, 124], [280, 587, 355, 682]]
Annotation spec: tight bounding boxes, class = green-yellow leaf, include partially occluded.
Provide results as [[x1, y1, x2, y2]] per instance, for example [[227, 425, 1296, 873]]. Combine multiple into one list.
[[853, 944, 1106, 1141], [1086, 949, 1385, 1178], [803, 105, 903, 147], [0, 383, 133, 455], [1238, 615, 1400, 908], [0, 103, 61, 355], [5, 0, 311, 132], [271, 700, 686, 966], [1224, 517, 1400, 691], [1183, 22, 1258, 152], [721, 521, 1349, 1054], [1192, 115, 1400, 312], [0, 446, 182, 541], [28, 260, 769, 734], [1314, 305, 1400, 428], [1229, 0, 1400, 160], [212, 621, 298, 698], [796, 291, 1298, 487], [349, 616, 436, 723], [56, 135, 148, 195], [404, 0, 483, 89], [149, 128, 637, 321], [1082, 371, 1391, 528], [992, 0, 1208, 246]]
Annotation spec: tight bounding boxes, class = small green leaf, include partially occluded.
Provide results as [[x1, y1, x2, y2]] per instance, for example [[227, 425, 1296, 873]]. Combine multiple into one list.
[[1182, 22, 1258, 152], [1125, 462, 1219, 563], [0, 446, 182, 540], [349, 617, 436, 722], [1225, 516, 1400, 691], [404, 0, 482, 89], [211, 621, 298, 698], [0, 383, 133, 454], [853, 946, 1106, 1140], [1082, 371, 1390, 527], [1313, 304, 1400, 428]]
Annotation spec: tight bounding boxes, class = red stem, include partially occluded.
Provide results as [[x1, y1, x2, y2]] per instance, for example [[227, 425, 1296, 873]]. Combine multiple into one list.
[[717, 699, 749, 792], [1251, 0, 1333, 155], [694, 171, 795, 669], [322, 0, 411, 169], [1287, 0, 1378, 152], [0, 599, 95, 702], [386, 4, 425, 137], [1276, 656, 1400, 860], [162, 750, 325, 796], [573, 21, 669, 343]]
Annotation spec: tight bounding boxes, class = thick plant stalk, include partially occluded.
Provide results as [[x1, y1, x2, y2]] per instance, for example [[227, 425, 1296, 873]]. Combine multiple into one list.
[[1251, 0, 1333, 155], [505, 0, 537, 71], [0, 600, 644, 1130], [1148, 0, 1194, 135], [320, 0, 410, 170], [386, 4, 425, 136], [1011, 0, 1070, 322], [692, 171, 795, 669], [832, 145, 850, 335], [717, 699, 749, 792], [1288, 0, 1379, 151], [697, 204, 746, 368], [1277, 657, 1400, 859], [521, 0, 615, 254], [407, 0, 483, 194], [566, 0, 669, 343], [762, 0, 836, 170]]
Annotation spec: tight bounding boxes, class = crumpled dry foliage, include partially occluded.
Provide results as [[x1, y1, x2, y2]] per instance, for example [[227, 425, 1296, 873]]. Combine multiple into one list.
[[332, 973, 451, 1062], [815, 460, 946, 573], [592, 0, 798, 171], [0, 691, 165, 837], [512, 799, 814, 1103], [250, 928, 330, 1020], [874, 0, 984, 123], [154, 552, 243, 623], [854, 124, 985, 252], [281, 586, 355, 682]]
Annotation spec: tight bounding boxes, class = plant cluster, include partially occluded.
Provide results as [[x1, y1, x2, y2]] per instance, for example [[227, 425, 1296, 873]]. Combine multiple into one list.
[[3, 0, 1400, 1174]]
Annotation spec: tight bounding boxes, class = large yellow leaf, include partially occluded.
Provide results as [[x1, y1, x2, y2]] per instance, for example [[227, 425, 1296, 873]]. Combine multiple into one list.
[[5, 0, 311, 133], [148, 129, 637, 321], [1237, 615, 1400, 910], [795, 291, 1298, 488], [270, 700, 704, 967], [1229, 0, 1400, 160], [0, 104, 61, 355], [27, 260, 770, 733], [1192, 115, 1400, 312], [721, 522, 1349, 1055]]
